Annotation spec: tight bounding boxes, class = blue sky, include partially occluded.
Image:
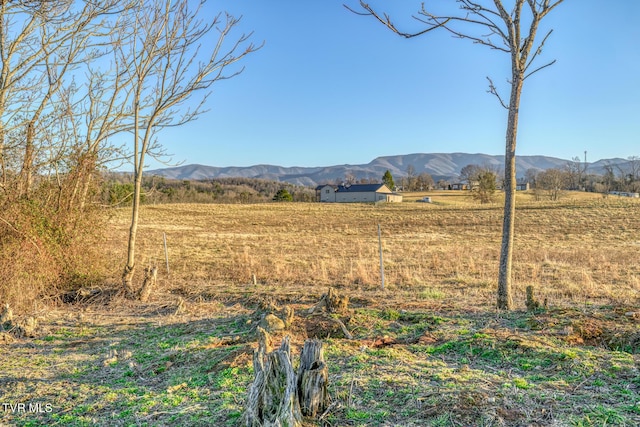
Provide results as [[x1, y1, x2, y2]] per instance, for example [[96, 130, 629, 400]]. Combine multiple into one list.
[[142, 1, 639, 170]]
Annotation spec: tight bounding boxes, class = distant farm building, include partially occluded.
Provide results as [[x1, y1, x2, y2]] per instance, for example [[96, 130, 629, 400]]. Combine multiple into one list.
[[315, 183, 403, 203], [451, 181, 480, 190], [516, 182, 530, 191], [609, 191, 640, 198]]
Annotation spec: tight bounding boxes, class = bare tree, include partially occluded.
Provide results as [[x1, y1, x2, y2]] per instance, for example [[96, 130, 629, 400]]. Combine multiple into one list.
[[536, 168, 568, 201], [460, 164, 481, 190], [525, 168, 539, 187], [628, 156, 640, 193], [0, 0, 139, 312], [349, 0, 564, 309], [601, 161, 617, 194], [417, 172, 434, 191], [117, 0, 259, 295], [616, 156, 640, 193], [0, 1, 127, 200], [344, 172, 357, 185], [406, 164, 417, 191], [564, 156, 587, 190]]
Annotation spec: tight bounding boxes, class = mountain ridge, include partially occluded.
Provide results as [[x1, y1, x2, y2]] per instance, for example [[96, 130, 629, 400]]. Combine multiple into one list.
[[148, 153, 629, 187]]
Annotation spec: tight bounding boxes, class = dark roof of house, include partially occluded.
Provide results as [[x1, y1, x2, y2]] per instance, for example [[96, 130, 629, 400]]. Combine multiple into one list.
[[316, 183, 393, 193], [337, 183, 388, 192]]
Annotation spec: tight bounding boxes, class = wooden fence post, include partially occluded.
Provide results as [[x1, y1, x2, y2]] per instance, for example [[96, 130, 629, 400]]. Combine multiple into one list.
[[378, 223, 385, 290], [163, 232, 170, 275]]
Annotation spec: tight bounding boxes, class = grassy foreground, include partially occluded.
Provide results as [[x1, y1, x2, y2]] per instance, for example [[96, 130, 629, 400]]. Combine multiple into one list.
[[1, 192, 639, 426]]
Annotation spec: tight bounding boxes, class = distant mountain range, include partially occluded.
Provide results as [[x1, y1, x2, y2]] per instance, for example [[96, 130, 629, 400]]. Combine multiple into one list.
[[148, 153, 629, 187]]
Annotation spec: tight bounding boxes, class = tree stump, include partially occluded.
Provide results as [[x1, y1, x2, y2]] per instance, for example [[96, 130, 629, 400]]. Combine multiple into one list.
[[245, 329, 302, 427], [244, 331, 332, 425], [139, 266, 158, 302], [280, 306, 295, 328], [307, 287, 349, 315], [297, 340, 329, 417], [0, 303, 13, 329], [305, 287, 353, 339], [526, 285, 540, 311], [326, 287, 349, 313]]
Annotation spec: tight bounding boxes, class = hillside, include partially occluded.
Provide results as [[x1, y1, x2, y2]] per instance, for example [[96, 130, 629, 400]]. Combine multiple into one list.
[[148, 153, 629, 186]]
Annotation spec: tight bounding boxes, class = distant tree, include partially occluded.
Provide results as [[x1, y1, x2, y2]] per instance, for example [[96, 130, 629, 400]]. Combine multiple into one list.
[[273, 188, 293, 202], [602, 162, 618, 193], [406, 164, 417, 191], [618, 156, 640, 193], [525, 168, 539, 188], [472, 170, 497, 204], [382, 170, 395, 190], [564, 156, 587, 190], [292, 191, 314, 202], [537, 168, 568, 201], [399, 176, 407, 191], [417, 172, 434, 191], [108, 183, 135, 206], [460, 164, 481, 189], [344, 172, 357, 185], [437, 179, 450, 190]]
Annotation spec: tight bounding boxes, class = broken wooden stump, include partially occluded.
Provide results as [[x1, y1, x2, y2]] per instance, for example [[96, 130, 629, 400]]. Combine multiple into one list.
[[1, 303, 13, 328], [305, 287, 353, 339], [253, 297, 296, 334], [244, 328, 302, 427], [280, 305, 295, 329], [244, 329, 331, 426], [307, 287, 349, 315], [139, 266, 158, 302], [526, 285, 540, 311], [297, 339, 329, 418], [0, 307, 37, 338], [261, 313, 286, 332]]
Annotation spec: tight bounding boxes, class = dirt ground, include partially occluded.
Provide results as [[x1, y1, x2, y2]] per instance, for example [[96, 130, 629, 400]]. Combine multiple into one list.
[[1, 284, 638, 426]]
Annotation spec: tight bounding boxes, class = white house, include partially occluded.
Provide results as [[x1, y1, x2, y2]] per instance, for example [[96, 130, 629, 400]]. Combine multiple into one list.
[[315, 183, 403, 203]]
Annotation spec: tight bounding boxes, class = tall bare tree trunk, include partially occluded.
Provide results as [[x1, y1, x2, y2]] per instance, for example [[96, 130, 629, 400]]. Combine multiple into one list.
[[0, 123, 5, 193], [19, 121, 35, 199], [77, 153, 98, 212], [497, 72, 523, 310], [123, 103, 141, 297], [122, 170, 141, 296]]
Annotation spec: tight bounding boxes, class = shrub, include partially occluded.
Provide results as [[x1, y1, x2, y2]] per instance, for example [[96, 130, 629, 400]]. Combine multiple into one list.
[[273, 189, 293, 202], [0, 194, 110, 313]]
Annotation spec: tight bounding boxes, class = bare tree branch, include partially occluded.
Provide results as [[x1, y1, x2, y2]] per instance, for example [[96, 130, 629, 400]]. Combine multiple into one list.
[[524, 59, 556, 80], [344, 2, 450, 39], [486, 76, 508, 109], [524, 28, 553, 74]]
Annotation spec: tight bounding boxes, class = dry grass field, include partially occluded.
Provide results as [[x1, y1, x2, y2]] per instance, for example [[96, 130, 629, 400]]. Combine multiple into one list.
[[1, 191, 639, 426], [114, 190, 639, 308]]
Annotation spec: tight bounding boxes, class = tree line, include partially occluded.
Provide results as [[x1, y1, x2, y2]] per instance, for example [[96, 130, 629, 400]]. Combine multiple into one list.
[[455, 155, 640, 203], [103, 174, 315, 204], [525, 156, 640, 200]]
